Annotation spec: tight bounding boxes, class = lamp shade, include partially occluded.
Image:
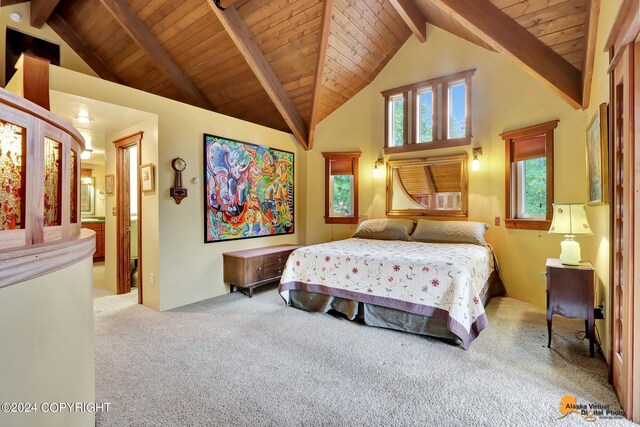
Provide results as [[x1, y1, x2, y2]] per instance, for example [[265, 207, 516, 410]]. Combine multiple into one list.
[[548, 203, 592, 235]]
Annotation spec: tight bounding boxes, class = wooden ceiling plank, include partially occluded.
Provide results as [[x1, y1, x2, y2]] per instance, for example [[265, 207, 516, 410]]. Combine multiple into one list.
[[515, 0, 586, 29], [581, 0, 600, 109], [539, 24, 585, 46], [430, 0, 582, 109], [47, 12, 122, 83], [210, 4, 309, 149], [389, 0, 427, 42], [309, 0, 334, 149], [31, 0, 60, 29], [99, 0, 214, 110]]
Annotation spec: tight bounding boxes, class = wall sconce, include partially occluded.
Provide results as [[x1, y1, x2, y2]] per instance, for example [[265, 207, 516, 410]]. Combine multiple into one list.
[[471, 147, 482, 171], [372, 158, 384, 178]]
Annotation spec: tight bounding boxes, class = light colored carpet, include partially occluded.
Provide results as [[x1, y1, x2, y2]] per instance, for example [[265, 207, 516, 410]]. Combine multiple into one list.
[[93, 286, 633, 426]]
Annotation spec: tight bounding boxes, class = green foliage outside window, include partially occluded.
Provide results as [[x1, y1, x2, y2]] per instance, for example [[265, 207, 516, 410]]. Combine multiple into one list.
[[523, 157, 546, 216], [418, 92, 433, 142], [392, 98, 404, 146], [332, 175, 353, 216]]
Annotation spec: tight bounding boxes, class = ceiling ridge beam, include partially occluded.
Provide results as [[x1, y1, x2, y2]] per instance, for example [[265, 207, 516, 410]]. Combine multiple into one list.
[[308, 0, 334, 150], [389, 0, 427, 43], [581, 0, 600, 109], [47, 12, 122, 83], [99, 0, 214, 110], [430, 0, 582, 109], [210, 3, 309, 149], [31, 0, 60, 29]]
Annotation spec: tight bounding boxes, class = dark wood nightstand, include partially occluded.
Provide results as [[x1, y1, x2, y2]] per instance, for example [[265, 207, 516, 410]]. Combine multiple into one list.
[[546, 258, 595, 357], [223, 245, 301, 297]]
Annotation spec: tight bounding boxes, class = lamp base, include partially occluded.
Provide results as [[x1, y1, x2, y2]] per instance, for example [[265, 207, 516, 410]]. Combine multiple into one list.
[[559, 235, 581, 265]]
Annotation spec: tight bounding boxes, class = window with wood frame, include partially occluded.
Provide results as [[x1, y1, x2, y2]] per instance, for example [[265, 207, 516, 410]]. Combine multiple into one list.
[[382, 69, 475, 155], [322, 152, 360, 224], [502, 120, 558, 230]]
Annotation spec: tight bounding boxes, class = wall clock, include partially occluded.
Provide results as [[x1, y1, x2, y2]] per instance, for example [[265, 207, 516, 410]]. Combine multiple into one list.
[[170, 157, 188, 204]]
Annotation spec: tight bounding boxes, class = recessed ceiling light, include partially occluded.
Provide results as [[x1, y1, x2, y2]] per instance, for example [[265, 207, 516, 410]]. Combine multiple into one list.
[[9, 12, 22, 23], [80, 149, 93, 160], [74, 114, 94, 123]]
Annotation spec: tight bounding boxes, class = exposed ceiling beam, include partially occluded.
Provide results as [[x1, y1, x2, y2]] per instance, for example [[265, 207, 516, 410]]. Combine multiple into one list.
[[389, 0, 427, 43], [210, 4, 309, 149], [31, 0, 59, 29], [581, 0, 600, 109], [218, 0, 239, 8], [308, 0, 334, 150], [430, 0, 582, 109], [99, 0, 214, 110], [47, 12, 122, 83]]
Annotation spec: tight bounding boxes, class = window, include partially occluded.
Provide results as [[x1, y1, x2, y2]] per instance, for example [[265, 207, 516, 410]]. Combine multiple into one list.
[[389, 95, 406, 147], [382, 69, 474, 154], [502, 120, 558, 230], [322, 152, 360, 224]]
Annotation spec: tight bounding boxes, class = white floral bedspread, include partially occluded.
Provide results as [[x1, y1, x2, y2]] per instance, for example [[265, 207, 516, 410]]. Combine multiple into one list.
[[279, 238, 494, 348]]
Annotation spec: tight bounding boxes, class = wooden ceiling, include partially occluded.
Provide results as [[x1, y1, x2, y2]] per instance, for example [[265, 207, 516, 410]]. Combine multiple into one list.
[[12, 0, 599, 149]]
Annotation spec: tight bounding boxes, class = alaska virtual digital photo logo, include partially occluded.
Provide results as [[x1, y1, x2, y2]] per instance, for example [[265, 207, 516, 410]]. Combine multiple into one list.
[[557, 395, 625, 422]]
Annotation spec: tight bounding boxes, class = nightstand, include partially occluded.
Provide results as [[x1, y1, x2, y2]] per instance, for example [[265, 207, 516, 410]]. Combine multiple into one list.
[[546, 258, 595, 357]]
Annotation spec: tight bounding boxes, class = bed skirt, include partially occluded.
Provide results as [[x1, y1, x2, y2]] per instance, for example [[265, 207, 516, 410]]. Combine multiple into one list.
[[287, 271, 504, 347]]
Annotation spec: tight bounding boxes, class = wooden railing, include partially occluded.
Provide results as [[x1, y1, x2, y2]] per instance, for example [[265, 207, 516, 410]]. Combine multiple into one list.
[[0, 88, 95, 288]]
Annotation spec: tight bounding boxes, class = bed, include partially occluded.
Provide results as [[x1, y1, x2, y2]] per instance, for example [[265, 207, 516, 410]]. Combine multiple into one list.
[[278, 223, 503, 349]]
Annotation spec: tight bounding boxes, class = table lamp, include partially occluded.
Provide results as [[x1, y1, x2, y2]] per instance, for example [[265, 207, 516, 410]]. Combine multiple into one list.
[[548, 203, 592, 265]]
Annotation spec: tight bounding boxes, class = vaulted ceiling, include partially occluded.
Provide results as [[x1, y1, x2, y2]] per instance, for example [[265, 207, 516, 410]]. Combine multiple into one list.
[[11, 0, 598, 149]]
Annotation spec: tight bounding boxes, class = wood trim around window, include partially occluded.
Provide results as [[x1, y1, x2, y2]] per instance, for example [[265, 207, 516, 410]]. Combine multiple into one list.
[[502, 120, 558, 230], [322, 152, 361, 225], [382, 69, 475, 155]]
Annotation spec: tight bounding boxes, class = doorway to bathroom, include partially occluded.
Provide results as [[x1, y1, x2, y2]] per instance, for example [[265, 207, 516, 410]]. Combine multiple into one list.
[[114, 132, 143, 303]]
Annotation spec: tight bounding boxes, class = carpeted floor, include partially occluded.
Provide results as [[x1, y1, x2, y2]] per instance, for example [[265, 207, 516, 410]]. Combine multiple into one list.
[[93, 286, 633, 426]]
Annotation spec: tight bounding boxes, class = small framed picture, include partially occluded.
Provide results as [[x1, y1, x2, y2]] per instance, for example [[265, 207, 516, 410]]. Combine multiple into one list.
[[105, 174, 115, 195], [140, 163, 155, 193]]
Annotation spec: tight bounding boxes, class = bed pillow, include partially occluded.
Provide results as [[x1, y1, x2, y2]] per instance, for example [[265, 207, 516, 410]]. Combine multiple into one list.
[[352, 219, 415, 241], [409, 220, 489, 246]]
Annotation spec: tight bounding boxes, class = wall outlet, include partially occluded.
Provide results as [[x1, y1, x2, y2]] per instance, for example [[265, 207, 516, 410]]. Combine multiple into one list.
[[150, 273, 155, 287], [539, 271, 547, 283], [495, 216, 500, 226], [112, 207, 117, 216]]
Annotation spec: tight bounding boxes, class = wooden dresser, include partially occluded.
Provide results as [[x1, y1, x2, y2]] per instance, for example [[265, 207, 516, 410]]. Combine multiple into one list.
[[223, 244, 301, 297], [82, 222, 105, 261]]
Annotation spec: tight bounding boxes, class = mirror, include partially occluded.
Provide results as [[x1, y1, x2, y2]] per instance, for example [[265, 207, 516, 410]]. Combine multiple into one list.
[[81, 176, 96, 216], [386, 154, 468, 217]]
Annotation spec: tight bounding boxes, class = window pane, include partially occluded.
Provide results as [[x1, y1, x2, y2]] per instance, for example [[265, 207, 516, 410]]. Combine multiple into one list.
[[330, 175, 353, 217], [449, 82, 466, 138], [44, 137, 61, 226], [521, 157, 546, 217], [0, 120, 24, 230], [390, 97, 404, 147], [417, 90, 433, 143], [70, 150, 77, 223]]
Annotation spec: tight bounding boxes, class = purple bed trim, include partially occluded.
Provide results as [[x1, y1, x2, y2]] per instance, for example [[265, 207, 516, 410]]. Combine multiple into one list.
[[279, 281, 489, 349]]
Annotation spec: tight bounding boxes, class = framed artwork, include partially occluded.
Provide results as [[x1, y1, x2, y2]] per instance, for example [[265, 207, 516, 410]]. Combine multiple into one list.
[[586, 103, 608, 205], [203, 134, 294, 243], [140, 163, 155, 193], [105, 174, 114, 195]]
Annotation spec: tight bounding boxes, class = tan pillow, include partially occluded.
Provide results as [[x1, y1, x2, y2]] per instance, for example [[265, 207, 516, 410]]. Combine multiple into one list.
[[409, 220, 489, 246], [353, 219, 416, 241]]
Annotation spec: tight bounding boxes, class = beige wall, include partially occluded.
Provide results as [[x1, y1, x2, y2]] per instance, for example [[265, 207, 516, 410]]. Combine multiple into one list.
[[0, 2, 97, 87], [0, 257, 95, 427], [310, 25, 612, 347], [49, 66, 299, 311]]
